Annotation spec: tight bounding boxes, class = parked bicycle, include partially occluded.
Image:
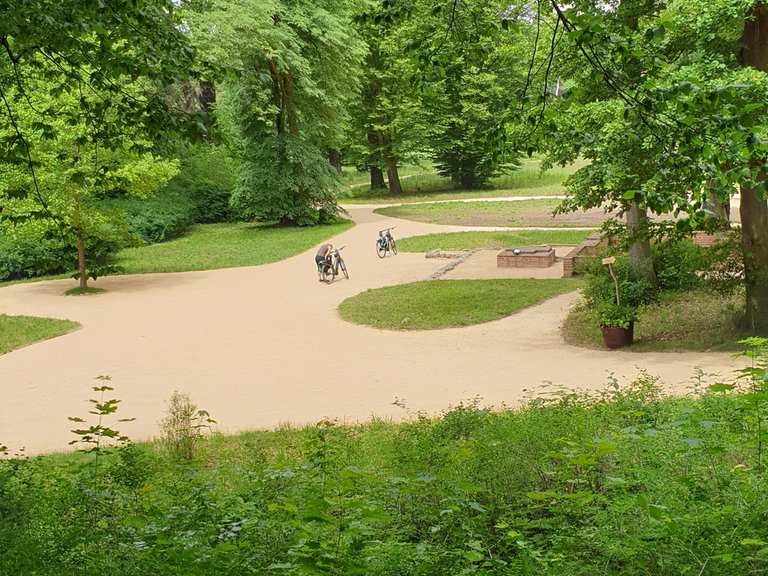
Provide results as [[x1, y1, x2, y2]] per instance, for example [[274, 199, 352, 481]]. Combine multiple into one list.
[[321, 246, 349, 283], [376, 227, 397, 258]]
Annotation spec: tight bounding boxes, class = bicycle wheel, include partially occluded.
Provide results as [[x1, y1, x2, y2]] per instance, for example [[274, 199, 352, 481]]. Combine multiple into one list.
[[339, 258, 349, 279], [390, 238, 398, 255], [376, 241, 387, 258], [322, 263, 336, 283]]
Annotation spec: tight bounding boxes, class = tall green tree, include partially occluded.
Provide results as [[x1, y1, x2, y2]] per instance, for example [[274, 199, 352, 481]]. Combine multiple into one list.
[[408, 0, 526, 189], [537, 0, 768, 330], [1, 0, 197, 286], [736, 2, 768, 333], [535, 0, 668, 286], [350, 0, 427, 195], [190, 0, 365, 225], [0, 71, 179, 289], [1, 0, 197, 180]]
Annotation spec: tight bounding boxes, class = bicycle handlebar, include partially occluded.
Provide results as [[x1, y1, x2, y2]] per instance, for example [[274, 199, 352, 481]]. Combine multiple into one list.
[[378, 227, 396, 233]]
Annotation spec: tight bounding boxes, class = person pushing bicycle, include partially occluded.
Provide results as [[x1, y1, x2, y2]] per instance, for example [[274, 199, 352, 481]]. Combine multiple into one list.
[[315, 243, 333, 281]]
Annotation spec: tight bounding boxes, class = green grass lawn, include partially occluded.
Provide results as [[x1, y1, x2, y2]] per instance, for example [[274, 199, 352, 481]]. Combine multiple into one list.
[[339, 278, 580, 330], [562, 289, 746, 352], [398, 230, 590, 252], [0, 314, 79, 354], [375, 199, 606, 228], [116, 220, 354, 274], [341, 162, 432, 188], [340, 158, 585, 204]]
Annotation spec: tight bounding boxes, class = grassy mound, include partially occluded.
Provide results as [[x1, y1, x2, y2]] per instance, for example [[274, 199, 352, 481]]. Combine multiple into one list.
[[339, 278, 580, 330], [0, 314, 79, 354]]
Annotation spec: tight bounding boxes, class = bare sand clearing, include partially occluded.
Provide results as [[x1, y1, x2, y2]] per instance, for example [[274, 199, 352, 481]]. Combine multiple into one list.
[[0, 205, 740, 454]]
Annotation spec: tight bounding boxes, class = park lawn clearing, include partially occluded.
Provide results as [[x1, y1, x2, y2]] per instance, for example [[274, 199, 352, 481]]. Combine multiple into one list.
[[0, 314, 79, 355], [562, 289, 746, 352], [341, 158, 585, 204], [341, 163, 430, 188], [116, 220, 354, 274], [398, 230, 591, 252], [375, 199, 607, 228], [339, 278, 580, 330], [343, 181, 567, 204]]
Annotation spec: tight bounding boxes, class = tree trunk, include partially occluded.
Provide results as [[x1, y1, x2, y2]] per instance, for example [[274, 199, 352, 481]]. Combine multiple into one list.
[[367, 130, 386, 188], [740, 182, 768, 332], [328, 149, 342, 175], [704, 182, 731, 227], [739, 3, 768, 333], [370, 165, 385, 189], [460, 173, 476, 190], [76, 232, 87, 290], [385, 156, 402, 195], [626, 202, 656, 286]]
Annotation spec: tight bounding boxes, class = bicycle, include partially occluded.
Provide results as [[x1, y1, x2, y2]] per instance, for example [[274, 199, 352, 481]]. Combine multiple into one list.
[[376, 227, 397, 258], [321, 246, 349, 283]]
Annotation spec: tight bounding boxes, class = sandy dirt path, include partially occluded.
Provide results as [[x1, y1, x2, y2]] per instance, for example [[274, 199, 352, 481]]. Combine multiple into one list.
[[0, 205, 740, 454]]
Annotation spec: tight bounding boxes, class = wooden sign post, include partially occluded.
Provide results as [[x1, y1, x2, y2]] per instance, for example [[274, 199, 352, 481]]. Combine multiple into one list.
[[602, 256, 621, 306]]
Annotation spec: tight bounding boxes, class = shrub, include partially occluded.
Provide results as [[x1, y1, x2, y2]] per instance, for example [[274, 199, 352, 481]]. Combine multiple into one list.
[[231, 136, 340, 226], [102, 144, 239, 244], [160, 392, 216, 461], [165, 144, 238, 224], [7, 352, 768, 575], [0, 222, 127, 281], [701, 230, 745, 293], [108, 189, 197, 244], [582, 256, 654, 310], [187, 183, 233, 223], [653, 239, 705, 292]]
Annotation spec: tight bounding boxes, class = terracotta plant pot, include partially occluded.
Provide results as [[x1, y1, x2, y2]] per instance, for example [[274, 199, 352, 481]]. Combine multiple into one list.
[[601, 322, 634, 349]]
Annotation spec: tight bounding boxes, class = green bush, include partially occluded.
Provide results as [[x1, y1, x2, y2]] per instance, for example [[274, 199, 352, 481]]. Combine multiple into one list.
[[104, 144, 239, 244], [653, 239, 705, 292], [0, 233, 66, 280], [166, 144, 238, 224], [187, 183, 233, 223], [232, 136, 339, 226], [108, 190, 197, 244], [0, 223, 126, 282], [582, 256, 654, 309]]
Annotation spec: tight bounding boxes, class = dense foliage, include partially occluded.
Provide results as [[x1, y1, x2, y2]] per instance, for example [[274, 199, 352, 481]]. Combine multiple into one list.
[[3, 346, 768, 574], [188, 0, 366, 225], [532, 0, 768, 331], [0, 0, 198, 286]]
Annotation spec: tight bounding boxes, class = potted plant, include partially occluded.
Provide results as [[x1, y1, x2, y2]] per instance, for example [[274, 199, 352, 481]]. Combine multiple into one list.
[[582, 255, 650, 349], [597, 302, 636, 349]]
